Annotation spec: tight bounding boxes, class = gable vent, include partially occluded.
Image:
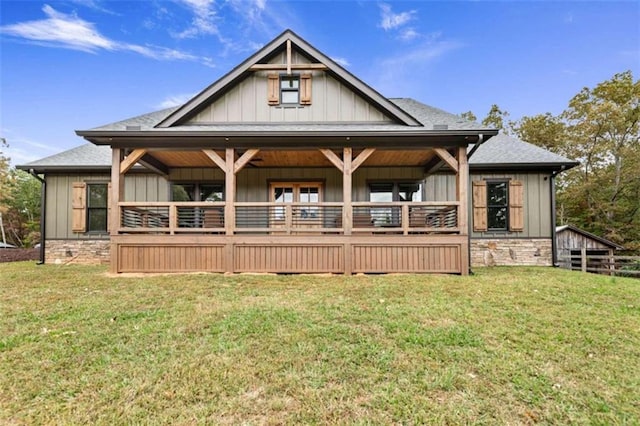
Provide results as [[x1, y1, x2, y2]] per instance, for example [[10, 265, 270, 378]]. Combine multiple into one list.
[[433, 124, 448, 130]]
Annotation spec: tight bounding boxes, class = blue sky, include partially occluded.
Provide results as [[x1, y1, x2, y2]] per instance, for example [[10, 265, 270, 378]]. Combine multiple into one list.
[[1, 0, 638, 165]]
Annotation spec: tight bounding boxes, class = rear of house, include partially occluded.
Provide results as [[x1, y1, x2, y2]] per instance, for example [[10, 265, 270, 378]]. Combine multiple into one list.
[[19, 30, 577, 274]]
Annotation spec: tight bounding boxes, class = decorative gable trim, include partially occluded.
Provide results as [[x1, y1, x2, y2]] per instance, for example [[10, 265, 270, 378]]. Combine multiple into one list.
[[155, 30, 421, 128]]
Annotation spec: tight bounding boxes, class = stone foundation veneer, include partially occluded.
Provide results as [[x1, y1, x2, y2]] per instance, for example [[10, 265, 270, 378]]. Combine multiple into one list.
[[471, 238, 552, 267], [45, 240, 111, 265], [45, 238, 553, 268]]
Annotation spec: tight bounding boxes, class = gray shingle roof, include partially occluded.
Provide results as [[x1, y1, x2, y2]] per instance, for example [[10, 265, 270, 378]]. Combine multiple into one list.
[[469, 133, 578, 168], [17, 144, 112, 170], [389, 98, 484, 130], [22, 99, 577, 172], [89, 107, 179, 132]]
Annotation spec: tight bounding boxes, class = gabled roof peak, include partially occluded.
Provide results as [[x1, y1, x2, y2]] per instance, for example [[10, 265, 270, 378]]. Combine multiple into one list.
[[155, 29, 422, 128]]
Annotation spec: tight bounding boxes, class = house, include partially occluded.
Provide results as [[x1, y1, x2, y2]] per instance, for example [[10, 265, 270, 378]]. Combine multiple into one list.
[[556, 225, 624, 272], [18, 30, 577, 275]]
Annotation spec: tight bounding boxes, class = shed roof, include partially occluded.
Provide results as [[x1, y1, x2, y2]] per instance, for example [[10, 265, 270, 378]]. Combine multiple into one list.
[[556, 225, 625, 250], [470, 133, 578, 170], [18, 144, 112, 171]]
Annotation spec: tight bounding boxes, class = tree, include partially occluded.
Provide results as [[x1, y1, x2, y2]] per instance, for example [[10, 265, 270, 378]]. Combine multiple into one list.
[[2, 170, 41, 247], [511, 113, 567, 152], [510, 72, 639, 250], [482, 104, 510, 133], [559, 71, 640, 248], [459, 111, 477, 122], [563, 71, 639, 205], [0, 138, 10, 212], [0, 140, 42, 247]]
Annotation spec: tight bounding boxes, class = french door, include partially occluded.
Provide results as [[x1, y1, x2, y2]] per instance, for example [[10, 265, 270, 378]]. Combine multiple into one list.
[[270, 182, 323, 231]]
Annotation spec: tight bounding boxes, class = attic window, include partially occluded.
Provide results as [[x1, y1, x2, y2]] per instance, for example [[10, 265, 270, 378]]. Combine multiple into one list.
[[280, 75, 299, 104], [268, 73, 311, 106]]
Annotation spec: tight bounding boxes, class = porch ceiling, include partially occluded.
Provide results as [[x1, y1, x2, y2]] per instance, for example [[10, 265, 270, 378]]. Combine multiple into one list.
[[143, 148, 440, 169], [148, 150, 222, 167]]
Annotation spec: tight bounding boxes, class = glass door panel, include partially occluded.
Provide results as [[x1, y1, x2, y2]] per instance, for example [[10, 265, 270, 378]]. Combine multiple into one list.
[[269, 182, 323, 232]]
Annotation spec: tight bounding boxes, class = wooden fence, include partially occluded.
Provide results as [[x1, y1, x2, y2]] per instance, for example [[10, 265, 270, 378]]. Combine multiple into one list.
[[558, 249, 640, 278]]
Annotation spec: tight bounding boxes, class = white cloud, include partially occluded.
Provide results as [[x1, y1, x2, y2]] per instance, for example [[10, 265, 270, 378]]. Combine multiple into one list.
[[381, 39, 462, 68], [0, 5, 115, 53], [171, 0, 270, 55], [0, 129, 60, 166], [0, 4, 214, 67], [371, 39, 463, 97], [155, 93, 197, 109], [68, 0, 118, 15], [379, 3, 416, 31], [228, 0, 267, 26], [399, 28, 419, 41], [173, 0, 219, 39]]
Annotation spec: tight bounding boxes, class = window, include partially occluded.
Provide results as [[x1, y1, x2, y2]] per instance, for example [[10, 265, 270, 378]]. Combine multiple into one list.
[[368, 181, 423, 226], [87, 183, 108, 233], [267, 73, 311, 106], [487, 181, 508, 230], [270, 182, 322, 220], [369, 181, 423, 202], [171, 182, 224, 202], [280, 75, 299, 104], [472, 179, 524, 232], [171, 183, 224, 229]]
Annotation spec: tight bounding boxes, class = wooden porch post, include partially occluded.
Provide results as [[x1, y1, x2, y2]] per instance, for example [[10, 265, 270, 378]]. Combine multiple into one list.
[[343, 147, 353, 275], [456, 146, 470, 275], [319, 147, 376, 275], [225, 148, 235, 273], [225, 148, 236, 236], [110, 148, 124, 273], [343, 148, 353, 236]]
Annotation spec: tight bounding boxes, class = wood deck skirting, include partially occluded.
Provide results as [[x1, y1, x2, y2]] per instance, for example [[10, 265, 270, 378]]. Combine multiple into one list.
[[111, 234, 469, 275]]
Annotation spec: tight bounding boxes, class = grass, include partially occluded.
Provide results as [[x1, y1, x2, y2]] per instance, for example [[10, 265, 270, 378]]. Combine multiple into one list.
[[1, 263, 639, 424]]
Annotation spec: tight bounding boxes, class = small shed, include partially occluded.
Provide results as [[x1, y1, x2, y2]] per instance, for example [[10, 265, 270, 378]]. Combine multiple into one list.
[[556, 225, 624, 272]]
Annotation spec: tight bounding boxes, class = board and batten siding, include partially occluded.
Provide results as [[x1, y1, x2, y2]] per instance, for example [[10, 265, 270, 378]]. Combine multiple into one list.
[[169, 168, 225, 182], [45, 173, 169, 239], [556, 229, 615, 251], [171, 166, 424, 202], [352, 167, 425, 201], [423, 171, 553, 238], [423, 173, 457, 203], [237, 166, 424, 202], [470, 172, 552, 238], [185, 71, 394, 124]]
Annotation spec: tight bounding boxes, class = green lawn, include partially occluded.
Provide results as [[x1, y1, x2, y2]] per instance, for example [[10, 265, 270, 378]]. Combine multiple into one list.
[[1, 263, 639, 424]]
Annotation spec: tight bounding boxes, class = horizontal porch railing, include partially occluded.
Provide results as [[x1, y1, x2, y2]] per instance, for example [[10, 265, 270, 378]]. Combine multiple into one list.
[[119, 202, 225, 234], [352, 202, 459, 234], [116, 201, 459, 235], [235, 202, 343, 234]]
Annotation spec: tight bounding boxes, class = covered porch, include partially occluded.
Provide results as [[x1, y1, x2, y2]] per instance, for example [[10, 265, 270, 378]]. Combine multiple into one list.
[[109, 145, 470, 274]]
